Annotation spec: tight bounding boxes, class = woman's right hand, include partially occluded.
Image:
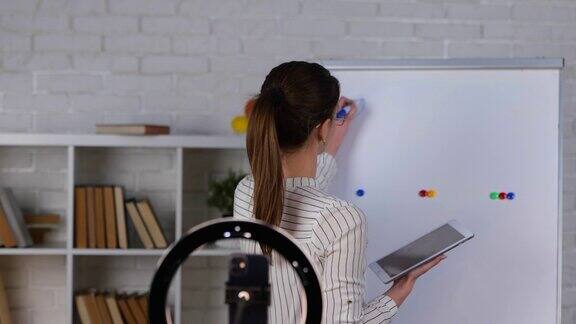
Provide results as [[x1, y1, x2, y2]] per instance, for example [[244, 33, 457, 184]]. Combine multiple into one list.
[[385, 255, 446, 307], [325, 97, 357, 156]]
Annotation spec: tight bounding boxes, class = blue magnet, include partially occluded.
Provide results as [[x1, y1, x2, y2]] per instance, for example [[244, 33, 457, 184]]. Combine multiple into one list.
[[506, 192, 515, 200], [356, 189, 365, 197]]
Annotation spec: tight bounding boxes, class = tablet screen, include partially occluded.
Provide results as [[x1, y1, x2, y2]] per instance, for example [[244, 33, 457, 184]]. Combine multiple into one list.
[[377, 224, 464, 277]]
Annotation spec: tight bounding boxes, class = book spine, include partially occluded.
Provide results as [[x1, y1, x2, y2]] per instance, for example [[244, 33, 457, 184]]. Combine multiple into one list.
[[94, 187, 106, 249], [114, 187, 128, 249], [0, 203, 17, 248], [104, 187, 117, 249], [136, 200, 167, 248], [0, 188, 33, 247], [86, 187, 96, 248], [125, 201, 154, 249], [74, 187, 88, 248], [0, 273, 13, 324]]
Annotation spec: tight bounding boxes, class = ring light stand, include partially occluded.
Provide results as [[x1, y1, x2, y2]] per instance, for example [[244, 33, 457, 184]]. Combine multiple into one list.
[[148, 218, 323, 324]]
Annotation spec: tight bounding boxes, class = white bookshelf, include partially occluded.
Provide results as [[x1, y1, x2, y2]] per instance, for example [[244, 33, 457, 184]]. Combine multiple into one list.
[[0, 133, 247, 324]]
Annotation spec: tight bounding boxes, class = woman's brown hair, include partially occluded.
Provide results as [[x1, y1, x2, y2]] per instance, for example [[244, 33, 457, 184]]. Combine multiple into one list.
[[246, 61, 340, 255]]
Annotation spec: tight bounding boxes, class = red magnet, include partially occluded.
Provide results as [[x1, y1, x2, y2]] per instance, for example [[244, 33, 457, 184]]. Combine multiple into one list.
[[498, 192, 507, 200], [419, 190, 427, 197]]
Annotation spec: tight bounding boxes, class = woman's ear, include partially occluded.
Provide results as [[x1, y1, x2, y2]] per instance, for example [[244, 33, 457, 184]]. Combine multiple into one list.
[[318, 118, 331, 143]]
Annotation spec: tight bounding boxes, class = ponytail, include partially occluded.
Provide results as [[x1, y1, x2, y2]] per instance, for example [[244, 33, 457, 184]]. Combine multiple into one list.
[[245, 61, 341, 257], [246, 90, 284, 256]]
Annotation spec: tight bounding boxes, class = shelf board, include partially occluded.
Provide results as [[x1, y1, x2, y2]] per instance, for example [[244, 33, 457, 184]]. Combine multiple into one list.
[[0, 247, 68, 255], [71, 246, 240, 257], [73, 248, 167, 256], [0, 133, 246, 149]]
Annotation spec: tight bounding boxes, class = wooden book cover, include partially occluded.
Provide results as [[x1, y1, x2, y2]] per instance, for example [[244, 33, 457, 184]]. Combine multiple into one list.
[[0, 201, 17, 248], [114, 187, 128, 249], [94, 187, 106, 249], [104, 293, 124, 324], [125, 201, 154, 249], [24, 214, 60, 225], [74, 187, 88, 248], [75, 294, 93, 324], [117, 295, 137, 324], [85, 292, 103, 324], [0, 273, 13, 324], [0, 188, 33, 247], [96, 124, 170, 135], [126, 294, 148, 324], [136, 200, 167, 248], [95, 292, 113, 324], [28, 227, 50, 245], [104, 187, 117, 249], [86, 187, 96, 248], [137, 293, 148, 317]]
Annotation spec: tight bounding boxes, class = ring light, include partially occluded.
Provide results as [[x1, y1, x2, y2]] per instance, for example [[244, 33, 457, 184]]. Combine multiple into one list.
[[148, 218, 323, 324]]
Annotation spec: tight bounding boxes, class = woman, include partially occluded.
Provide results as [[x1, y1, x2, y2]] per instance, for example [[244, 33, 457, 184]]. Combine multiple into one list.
[[233, 61, 444, 323]]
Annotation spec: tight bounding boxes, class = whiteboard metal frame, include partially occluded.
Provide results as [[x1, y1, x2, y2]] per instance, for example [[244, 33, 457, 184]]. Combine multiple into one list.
[[323, 58, 564, 324], [323, 58, 564, 70]]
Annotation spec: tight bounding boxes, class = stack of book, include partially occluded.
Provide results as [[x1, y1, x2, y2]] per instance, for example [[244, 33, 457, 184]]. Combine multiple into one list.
[[24, 214, 61, 245], [0, 272, 13, 324], [75, 290, 170, 324], [0, 187, 33, 248], [74, 186, 167, 249]]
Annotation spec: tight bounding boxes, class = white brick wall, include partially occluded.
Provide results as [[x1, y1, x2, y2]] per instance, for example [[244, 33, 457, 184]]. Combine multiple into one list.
[[0, 0, 575, 322], [0, 256, 67, 324]]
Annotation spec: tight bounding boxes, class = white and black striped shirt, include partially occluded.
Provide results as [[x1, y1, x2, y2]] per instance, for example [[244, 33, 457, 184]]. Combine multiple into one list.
[[233, 153, 398, 323]]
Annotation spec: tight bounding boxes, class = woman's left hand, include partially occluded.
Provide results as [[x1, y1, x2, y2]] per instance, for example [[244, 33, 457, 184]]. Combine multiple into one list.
[[325, 96, 357, 156], [386, 255, 446, 307]]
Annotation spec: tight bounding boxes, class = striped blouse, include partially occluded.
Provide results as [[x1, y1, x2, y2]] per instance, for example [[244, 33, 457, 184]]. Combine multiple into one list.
[[233, 153, 398, 323]]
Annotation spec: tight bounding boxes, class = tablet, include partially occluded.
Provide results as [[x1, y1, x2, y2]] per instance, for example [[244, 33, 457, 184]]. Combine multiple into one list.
[[369, 220, 474, 284]]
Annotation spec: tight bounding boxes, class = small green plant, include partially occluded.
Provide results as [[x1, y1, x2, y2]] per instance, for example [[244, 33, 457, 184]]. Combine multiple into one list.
[[207, 170, 247, 215]]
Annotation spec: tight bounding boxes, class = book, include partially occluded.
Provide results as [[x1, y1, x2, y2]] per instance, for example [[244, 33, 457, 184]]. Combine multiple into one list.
[[87, 292, 103, 324], [24, 214, 60, 225], [137, 293, 148, 317], [77, 291, 103, 324], [28, 227, 51, 245], [104, 187, 117, 249], [126, 294, 147, 324], [114, 187, 128, 249], [0, 202, 17, 248], [75, 187, 88, 248], [0, 188, 32, 247], [94, 187, 106, 249], [96, 124, 170, 135], [125, 201, 154, 249], [105, 293, 124, 324], [136, 200, 167, 248], [0, 272, 13, 324], [95, 292, 113, 324], [86, 187, 96, 248], [75, 294, 93, 324], [117, 295, 137, 324]]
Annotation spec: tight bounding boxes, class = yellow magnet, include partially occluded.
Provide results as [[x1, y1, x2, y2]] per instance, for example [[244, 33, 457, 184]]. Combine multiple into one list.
[[426, 190, 437, 198], [231, 115, 248, 134]]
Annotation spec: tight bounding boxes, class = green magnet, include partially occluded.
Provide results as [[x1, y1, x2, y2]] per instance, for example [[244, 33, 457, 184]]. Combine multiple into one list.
[[490, 192, 499, 200]]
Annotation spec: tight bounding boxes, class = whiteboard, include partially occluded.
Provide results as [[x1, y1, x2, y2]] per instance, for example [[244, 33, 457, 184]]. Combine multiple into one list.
[[326, 60, 561, 324]]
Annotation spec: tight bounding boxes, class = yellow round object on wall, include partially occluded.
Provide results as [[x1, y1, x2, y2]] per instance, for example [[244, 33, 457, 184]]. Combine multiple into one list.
[[231, 115, 248, 134]]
